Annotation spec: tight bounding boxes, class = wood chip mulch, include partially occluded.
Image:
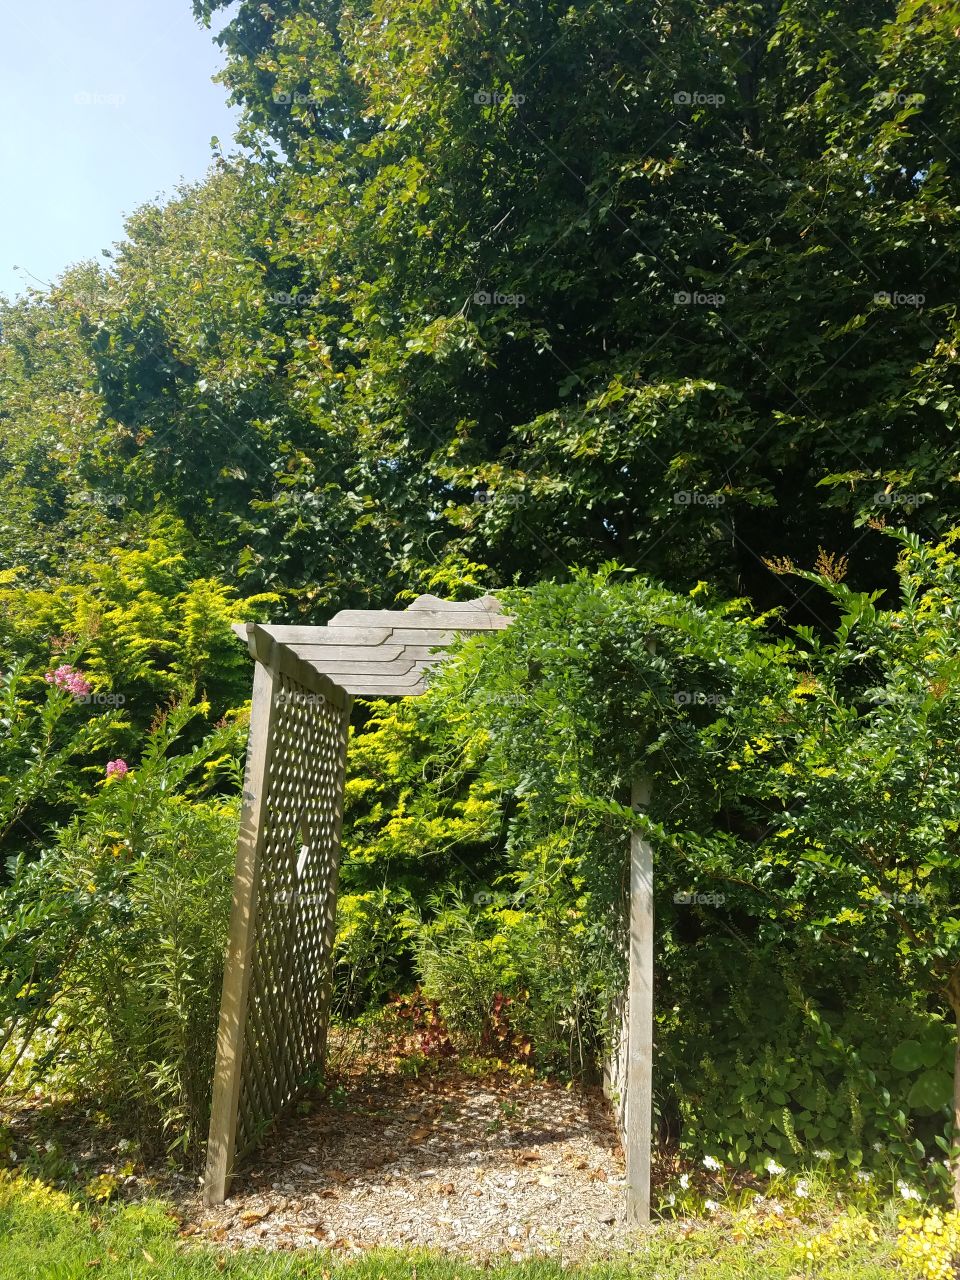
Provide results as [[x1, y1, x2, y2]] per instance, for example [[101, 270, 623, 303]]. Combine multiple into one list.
[[183, 1068, 635, 1260]]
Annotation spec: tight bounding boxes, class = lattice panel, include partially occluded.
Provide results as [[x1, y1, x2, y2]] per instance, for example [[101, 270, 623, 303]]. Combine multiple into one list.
[[205, 596, 512, 1206], [235, 670, 349, 1159]]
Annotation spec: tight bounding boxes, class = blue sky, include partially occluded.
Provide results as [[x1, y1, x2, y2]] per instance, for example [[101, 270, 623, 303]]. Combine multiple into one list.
[[0, 1, 240, 299]]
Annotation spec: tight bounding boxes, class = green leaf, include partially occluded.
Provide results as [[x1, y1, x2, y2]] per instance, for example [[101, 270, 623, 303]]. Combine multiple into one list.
[[907, 1070, 954, 1112], [892, 1039, 926, 1072]]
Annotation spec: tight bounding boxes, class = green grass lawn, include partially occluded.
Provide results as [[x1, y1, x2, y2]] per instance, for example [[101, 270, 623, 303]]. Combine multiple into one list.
[[0, 1172, 914, 1280]]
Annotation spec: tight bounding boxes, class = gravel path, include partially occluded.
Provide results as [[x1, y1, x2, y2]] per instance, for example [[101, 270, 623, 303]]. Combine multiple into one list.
[[186, 1069, 635, 1260]]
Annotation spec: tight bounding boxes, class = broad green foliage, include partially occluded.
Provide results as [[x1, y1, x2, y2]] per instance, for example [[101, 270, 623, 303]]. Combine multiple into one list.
[[358, 530, 960, 1181], [0, 265, 114, 578], [8, 1, 960, 606], [183, 0, 960, 605]]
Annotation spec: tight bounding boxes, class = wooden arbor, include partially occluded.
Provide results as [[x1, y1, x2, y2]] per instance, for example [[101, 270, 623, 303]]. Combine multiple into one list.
[[202, 593, 656, 1227], [203, 595, 511, 1206]]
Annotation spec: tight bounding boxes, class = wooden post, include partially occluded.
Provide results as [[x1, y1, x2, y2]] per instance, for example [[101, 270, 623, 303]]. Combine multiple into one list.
[[204, 659, 278, 1207], [315, 698, 353, 1066], [625, 774, 654, 1226]]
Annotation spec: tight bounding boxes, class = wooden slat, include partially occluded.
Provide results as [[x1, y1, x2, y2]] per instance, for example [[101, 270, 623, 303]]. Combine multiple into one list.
[[313, 696, 353, 1065], [287, 644, 445, 665], [286, 644, 408, 664], [338, 670, 431, 690], [204, 658, 279, 1206], [293, 658, 421, 677], [255, 626, 394, 647], [625, 774, 654, 1226], [328, 610, 510, 630], [340, 680, 429, 696], [406, 592, 503, 613]]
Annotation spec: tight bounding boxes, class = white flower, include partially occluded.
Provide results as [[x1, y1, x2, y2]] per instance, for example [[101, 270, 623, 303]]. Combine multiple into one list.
[[704, 1199, 719, 1213], [795, 1178, 810, 1199], [768, 1198, 785, 1216], [813, 1149, 831, 1161], [703, 1155, 721, 1172], [897, 1180, 921, 1202], [856, 1171, 872, 1183], [679, 1173, 690, 1190], [765, 1158, 786, 1176]]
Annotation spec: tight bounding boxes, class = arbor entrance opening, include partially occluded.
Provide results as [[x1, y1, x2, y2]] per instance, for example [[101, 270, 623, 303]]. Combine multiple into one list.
[[203, 595, 653, 1226]]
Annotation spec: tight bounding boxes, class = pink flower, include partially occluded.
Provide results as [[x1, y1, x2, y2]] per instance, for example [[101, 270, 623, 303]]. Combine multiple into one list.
[[105, 759, 129, 778], [45, 664, 92, 700]]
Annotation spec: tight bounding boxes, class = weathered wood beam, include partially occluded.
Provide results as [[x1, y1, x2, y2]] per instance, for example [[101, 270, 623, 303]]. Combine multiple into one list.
[[625, 774, 654, 1226], [204, 658, 279, 1206]]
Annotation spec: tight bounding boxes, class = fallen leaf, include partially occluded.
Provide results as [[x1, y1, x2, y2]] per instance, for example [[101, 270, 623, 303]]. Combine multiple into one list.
[[409, 1127, 432, 1142], [240, 1211, 269, 1226]]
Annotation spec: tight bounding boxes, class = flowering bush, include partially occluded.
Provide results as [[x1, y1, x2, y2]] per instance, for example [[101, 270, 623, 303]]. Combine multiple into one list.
[[43, 665, 92, 700], [1, 700, 245, 1157], [0, 659, 124, 865]]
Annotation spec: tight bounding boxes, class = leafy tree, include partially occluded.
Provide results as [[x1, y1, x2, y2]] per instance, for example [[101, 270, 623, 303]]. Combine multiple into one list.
[[184, 0, 960, 610]]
